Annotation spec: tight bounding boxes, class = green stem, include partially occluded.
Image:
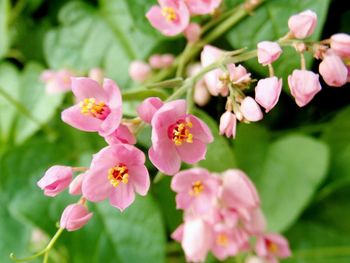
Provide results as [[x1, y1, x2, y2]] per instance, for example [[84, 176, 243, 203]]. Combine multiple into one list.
[[0, 86, 56, 139], [293, 246, 350, 258], [9, 0, 26, 26], [144, 77, 184, 89]]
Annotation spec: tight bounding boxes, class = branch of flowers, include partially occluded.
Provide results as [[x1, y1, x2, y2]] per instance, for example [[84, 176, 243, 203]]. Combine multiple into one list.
[[0, 86, 57, 139]]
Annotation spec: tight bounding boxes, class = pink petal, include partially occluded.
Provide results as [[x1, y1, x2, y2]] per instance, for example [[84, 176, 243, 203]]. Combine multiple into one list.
[[71, 77, 108, 102], [175, 193, 193, 210], [176, 138, 207, 164], [99, 107, 122, 136], [103, 78, 122, 109], [149, 141, 181, 175], [171, 168, 211, 192], [189, 115, 213, 143], [128, 164, 150, 196], [82, 167, 113, 202], [61, 105, 102, 132], [109, 183, 135, 211], [112, 144, 146, 166]]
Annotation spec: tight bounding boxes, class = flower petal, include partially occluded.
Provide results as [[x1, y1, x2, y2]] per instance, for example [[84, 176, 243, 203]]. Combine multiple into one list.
[[103, 78, 122, 109], [109, 183, 135, 211], [71, 77, 108, 102], [149, 141, 181, 175], [99, 107, 122, 136], [61, 105, 102, 132], [128, 164, 150, 196], [176, 139, 207, 164], [82, 167, 112, 202]]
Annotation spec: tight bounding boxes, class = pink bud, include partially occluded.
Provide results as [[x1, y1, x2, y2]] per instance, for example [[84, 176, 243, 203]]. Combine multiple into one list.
[[69, 173, 85, 195], [240, 97, 263, 122], [288, 10, 317, 39], [255, 77, 282, 112], [160, 54, 175, 68], [104, 124, 136, 145], [194, 82, 211, 106], [149, 54, 174, 69], [229, 64, 251, 85], [330, 33, 350, 58], [136, 97, 164, 123], [184, 23, 201, 43], [37, 165, 73, 197], [129, 61, 151, 83], [288, 69, 322, 107], [257, 41, 282, 65], [60, 203, 93, 231], [219, 111, 237, 138], [319, 53, 347, 87], [88, 68, 104, 84]]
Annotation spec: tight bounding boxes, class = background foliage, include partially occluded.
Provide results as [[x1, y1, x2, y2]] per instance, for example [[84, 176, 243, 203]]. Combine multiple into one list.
[[0, 0, 349, 262]]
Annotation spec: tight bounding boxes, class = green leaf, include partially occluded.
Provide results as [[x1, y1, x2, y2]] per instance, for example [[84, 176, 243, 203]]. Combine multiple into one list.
[[194, 109, 237, 172], [45, 1, 163, 87], [0, 0, 10, 58], [258, 134, 329, 232], [227, 0, 330, 82]]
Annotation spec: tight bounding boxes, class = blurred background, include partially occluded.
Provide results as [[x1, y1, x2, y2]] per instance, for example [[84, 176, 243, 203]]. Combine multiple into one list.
[[0, 0, 349, 262]]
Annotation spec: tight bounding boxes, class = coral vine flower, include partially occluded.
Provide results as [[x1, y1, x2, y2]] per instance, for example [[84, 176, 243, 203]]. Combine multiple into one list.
[[40, 69, 74, 94], [149, 100, 213, 175], [255, 77, 282, 113], [104, 124, 136, 145], [146, 0, 190, 36], [61, 77, 122, 137], [82, 144, 150, 211], [288, 9, 317, 39], [171, 168, 220, 213], [60, 203, 93, 231], [185, 0, 222, 15], [255, 233, 292, 263], [137, 97, 164, 124]]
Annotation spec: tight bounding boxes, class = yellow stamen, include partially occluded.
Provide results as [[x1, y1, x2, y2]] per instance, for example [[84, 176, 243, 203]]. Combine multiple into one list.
[[108, 164, 129, 188], [161, 7, 177, 21], [268, 242, 278, 253], [79, 98, 108, 118], [216, 234, 229, 247], [190, 181, 204, 196], [172, 119, 193, 146]]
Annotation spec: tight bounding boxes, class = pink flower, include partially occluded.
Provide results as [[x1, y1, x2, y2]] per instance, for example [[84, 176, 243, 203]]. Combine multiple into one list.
[[211, 228, 248, 260], [149, 54, 175, 69], [201, 45, 229, 96], [61, 77, 122, 137], [255, 77, 282, 112], [255, 233, 291, 263], [171, 168, 220, 213], [244, 208, 266, 235], [82, 144, 150, 211], [173, 218, 213, 262], [319, 53, 348, 87], [129, 61, 151, 83], [185, 0, 222, 15], [221, 169, 260, 209], [40, 69, 74, 94], [104, 124, 136, 145], [136, 97, 164, 124], [69, 173, 85, 196], [288, 9, 317, 39], [240, 97, 263, 122], [188, 63, 211, 106], [228, 64, 251, 86], [257, 41, 282, 66], [37, 165, 73, 197], [330, 33, 350, 58], [149, 100, 213, 175], [60, 203, 93, 231], [288, 70, 322, 107], [146, 0, 190, 36], [184, 23, 201, 43], [219, 111, 237, 138]]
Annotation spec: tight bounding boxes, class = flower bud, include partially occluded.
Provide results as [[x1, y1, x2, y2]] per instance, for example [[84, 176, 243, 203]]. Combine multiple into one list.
[[288, 9, 317, 39], [330, 33, 350, 58], [149, 54, 174, 69], [219, 111, 237, 138], [240, 97, 263, 122], [319, 53, 347, 87], [184, 23, 201, 43], [69, 173, 85, 195], [104, 124, 136, 145], [40, 69, 74, 94], [160, 54, 175, 68], [60, 204, 93, 231], [129, 61, 151, 83], [37, 165, 73, 197], [288, 69, 321, 107], [88, 68, 104, 84], [136, 97, 164, 124], [257, 41, 282, 65], [194, 82, 211, 106], [255, 77, 282, 112]]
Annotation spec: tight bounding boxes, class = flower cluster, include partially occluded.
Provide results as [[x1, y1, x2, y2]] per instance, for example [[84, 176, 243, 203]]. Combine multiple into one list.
[[171, 168, 291, 263]]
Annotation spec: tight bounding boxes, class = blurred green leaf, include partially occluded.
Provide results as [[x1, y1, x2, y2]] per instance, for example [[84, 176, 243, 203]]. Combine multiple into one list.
[[0, 0, 10, 58], [195, 109, 237, 172], [227, 0, 330, 83], [122, 88, 168, 101], [45, 1, 163, 87], [258, 134, 329, 232]]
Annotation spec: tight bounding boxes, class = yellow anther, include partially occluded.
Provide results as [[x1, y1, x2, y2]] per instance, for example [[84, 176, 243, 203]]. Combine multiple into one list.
[[161, 7, 177, 21], [79, 97, 109, 119], [190, 181, 204, 196], [268, 242, 278, 253], [216, 234, 229, 247], [108, 164, 129, 188], [171, 119, 193, 146]]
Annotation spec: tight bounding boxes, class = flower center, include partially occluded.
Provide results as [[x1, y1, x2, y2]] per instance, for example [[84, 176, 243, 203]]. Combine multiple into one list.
[[169, 119, 193, 146], [267, 241, 278, 254], [108, 164, 129, 187], [190, 181, 204, 196], [161, 7, 177, 21], [216, 234, 229, 247], [79, 98, 110, 120]]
